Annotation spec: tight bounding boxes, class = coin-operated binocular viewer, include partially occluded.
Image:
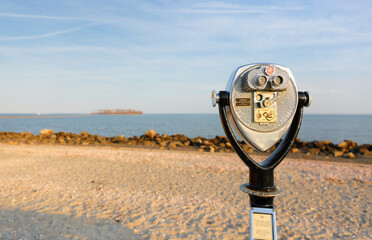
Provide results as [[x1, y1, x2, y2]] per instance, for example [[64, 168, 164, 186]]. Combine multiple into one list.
[[212, 64, 310, 240]]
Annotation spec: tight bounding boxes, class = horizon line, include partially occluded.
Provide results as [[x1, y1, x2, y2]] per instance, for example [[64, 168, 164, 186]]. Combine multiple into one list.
[[1, 113, 372, 116]]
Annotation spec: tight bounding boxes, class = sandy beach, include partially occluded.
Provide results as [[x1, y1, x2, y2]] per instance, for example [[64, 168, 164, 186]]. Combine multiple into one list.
[[0, 144, 370, 239]]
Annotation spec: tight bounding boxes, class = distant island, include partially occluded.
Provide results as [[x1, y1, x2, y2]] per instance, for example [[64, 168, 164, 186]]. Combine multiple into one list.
[[91, 109, 143, 115]]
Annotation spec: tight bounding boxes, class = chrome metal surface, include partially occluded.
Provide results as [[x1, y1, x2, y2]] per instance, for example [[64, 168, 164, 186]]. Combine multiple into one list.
[[225, 63, 298, 151], [211, 90, 219, 107], [304, 91, 312, 107]]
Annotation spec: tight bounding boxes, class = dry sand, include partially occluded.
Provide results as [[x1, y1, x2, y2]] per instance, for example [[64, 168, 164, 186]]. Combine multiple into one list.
[[0, 144, 370, 239]]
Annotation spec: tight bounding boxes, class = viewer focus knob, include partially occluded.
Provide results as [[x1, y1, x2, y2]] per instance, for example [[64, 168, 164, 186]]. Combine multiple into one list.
[[211, 90, 220, 107]]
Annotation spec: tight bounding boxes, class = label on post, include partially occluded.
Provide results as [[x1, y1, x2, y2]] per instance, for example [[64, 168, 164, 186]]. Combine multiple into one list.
[[252, 213, 273, 239], [250, 207, 277, 240]]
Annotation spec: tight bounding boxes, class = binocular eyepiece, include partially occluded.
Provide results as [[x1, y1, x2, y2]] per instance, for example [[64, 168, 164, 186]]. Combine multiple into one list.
[[242, 65, 289, 91]]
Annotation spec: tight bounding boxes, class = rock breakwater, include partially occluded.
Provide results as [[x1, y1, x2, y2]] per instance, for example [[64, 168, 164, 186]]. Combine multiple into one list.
[[0, 130, 371, 161]]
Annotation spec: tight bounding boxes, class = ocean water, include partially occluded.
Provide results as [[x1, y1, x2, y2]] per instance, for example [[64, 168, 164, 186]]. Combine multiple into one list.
[[0, 114, 371, 144]]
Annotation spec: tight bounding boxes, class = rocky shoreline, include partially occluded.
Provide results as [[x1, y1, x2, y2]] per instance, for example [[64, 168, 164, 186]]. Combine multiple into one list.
[[0, 129, 371, 163]]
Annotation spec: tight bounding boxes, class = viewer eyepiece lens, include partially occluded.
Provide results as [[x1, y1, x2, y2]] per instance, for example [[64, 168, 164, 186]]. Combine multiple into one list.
[[272, 76, 283, 86], [257, 76, 267, 86]]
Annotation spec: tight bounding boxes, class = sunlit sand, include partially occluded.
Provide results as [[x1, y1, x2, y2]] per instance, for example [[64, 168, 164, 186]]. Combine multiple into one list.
[[0, 144, 370, 239]]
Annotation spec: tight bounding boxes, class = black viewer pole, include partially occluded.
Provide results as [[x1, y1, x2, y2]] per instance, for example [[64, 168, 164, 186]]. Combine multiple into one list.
[[217, 91, 310, 208]]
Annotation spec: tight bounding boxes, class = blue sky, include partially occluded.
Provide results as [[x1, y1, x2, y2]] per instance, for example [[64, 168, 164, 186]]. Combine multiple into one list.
[[0, 0, 371, 114]]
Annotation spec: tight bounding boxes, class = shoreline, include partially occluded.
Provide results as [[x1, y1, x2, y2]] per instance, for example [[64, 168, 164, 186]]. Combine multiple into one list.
[[0, 129, 371, 164], [1, 114, 371, 146]]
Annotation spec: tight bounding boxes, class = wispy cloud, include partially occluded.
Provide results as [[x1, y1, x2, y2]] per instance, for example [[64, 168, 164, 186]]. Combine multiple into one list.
[[0, 12, 102, 22], [0, 24, 98, 41], [176, 2, 302, 14], [179, 7, 300, 14]]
